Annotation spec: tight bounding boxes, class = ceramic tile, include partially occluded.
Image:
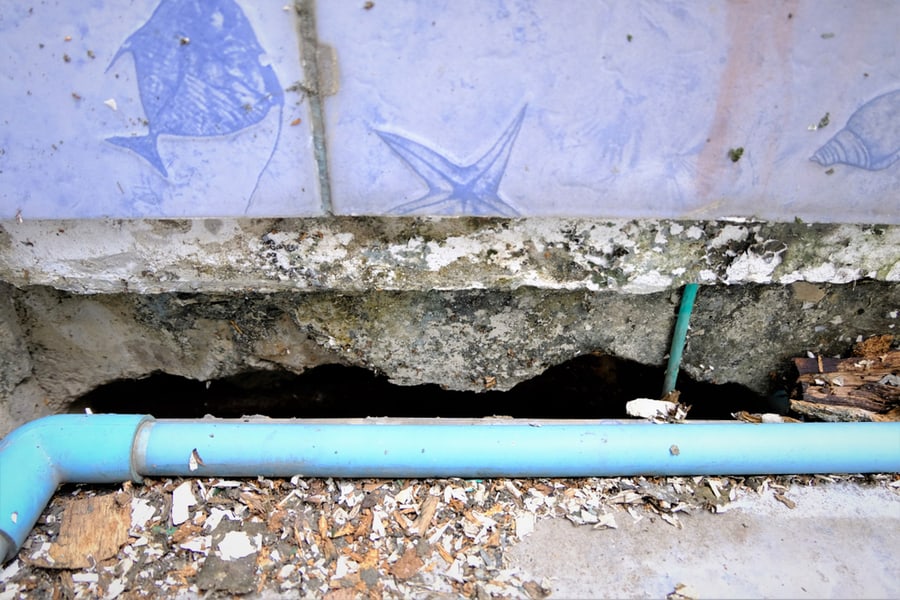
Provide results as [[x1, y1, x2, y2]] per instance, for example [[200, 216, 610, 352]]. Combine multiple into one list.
[[319, 1, 900, 222], [0, 1, 320, 219]]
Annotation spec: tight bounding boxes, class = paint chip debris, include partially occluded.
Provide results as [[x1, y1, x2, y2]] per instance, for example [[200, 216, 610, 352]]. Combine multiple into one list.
[[189, 448, 204, 471], [3, 472, 895, 598], [626, 398, 690, 422], [130, 497, 156, 530], [515, 511, 535, 539], [103, 98, 118, 111], [593, 512, 618, 529], [217, 530, 258, 560], [172, 481, 197, 525]]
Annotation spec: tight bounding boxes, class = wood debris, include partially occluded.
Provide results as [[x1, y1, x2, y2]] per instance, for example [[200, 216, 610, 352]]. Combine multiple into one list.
[[731, 411, 801, 424], [854, 334, 893, 357], [791, 345, 900, 422], [773, 493, 797, 509], [1, 473, 896, 598], [27, 492, 131, 569]]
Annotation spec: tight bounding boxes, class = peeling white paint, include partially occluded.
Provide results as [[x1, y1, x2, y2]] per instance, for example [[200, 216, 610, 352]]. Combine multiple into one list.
[[684, 226, 705, 240], [726, 252, 783, 284], [387, 236, 425, 262], [708, 225, 749, 249], [779, 263, 862, 284], [698, 269, 718, 283], [0, 218, 897, 295], [423, 236, 484, 271], [623, 270, 673, 293]]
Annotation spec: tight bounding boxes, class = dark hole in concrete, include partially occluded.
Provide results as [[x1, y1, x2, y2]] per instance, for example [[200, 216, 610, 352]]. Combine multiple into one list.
[[71, 353, 776, 420]]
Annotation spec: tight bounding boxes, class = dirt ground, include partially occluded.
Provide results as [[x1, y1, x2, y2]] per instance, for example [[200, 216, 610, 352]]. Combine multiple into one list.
[[1, 474, 897, 599]]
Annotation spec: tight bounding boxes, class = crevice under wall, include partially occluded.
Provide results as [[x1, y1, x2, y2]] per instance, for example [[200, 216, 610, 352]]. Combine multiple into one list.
[[1, 276, 897, 436], [1, 217, 898, 436]]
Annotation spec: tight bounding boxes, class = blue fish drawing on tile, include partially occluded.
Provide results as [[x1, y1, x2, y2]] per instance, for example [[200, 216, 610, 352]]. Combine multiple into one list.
[[377, 107, 526, 216], [811, 89, 900, 170], [106, 0, 283, 202]]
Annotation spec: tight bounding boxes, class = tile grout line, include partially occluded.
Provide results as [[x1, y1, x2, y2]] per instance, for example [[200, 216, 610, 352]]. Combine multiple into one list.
[[295, 0, 333, 216]]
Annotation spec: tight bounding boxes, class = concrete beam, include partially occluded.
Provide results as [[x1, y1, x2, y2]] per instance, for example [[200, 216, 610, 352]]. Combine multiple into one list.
[[1, 218, 897, 295]]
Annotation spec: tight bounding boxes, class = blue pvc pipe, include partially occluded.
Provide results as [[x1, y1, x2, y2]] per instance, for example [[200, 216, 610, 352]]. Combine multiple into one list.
[[0, 414, 149, 564], [2, 414, 899, 563]]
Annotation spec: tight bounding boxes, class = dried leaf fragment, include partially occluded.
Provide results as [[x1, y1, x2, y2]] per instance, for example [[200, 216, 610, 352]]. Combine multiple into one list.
[[773, 493, 796, 509], [412, 496, 440, 536], [390, 548, 423, 580], [667, 582, 698, 600], [436, 542, 455, 565]]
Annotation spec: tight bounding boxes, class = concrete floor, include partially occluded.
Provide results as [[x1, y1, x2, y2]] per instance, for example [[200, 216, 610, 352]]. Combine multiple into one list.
[[508, 483, 900, 599]]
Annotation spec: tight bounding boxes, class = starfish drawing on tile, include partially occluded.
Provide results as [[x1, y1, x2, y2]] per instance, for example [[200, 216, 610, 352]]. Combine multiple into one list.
[[376, 106, 526, 216]]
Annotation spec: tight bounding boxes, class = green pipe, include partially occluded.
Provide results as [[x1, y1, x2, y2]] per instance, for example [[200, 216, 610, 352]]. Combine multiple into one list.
[[662, 283, 699, 397]]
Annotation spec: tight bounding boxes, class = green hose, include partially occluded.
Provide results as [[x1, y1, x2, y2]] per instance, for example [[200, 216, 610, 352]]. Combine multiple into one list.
[[662, 283, 699, 397]]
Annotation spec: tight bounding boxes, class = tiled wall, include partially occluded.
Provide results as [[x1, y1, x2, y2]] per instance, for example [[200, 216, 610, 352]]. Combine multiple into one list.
[[2, 1, 898, 222]]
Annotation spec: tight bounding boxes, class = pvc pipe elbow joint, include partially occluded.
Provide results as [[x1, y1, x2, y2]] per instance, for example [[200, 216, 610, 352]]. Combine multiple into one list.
[[0, 414, 151, 563]]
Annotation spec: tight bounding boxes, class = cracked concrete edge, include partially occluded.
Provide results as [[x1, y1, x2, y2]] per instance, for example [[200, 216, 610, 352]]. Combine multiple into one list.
[[0, 218, 897, 295]]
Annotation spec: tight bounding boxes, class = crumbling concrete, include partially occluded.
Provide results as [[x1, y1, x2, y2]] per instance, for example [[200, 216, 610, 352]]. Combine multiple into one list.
[[0, 217, 898, 436], [1, 218, 898, 294], [0, 293, 30, 396]]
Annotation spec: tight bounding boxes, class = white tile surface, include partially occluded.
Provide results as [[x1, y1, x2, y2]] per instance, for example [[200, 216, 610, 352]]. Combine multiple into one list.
[[0, 1, 320, 218], [1, 1, 898, 221], [319, 1, 900, 221]]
